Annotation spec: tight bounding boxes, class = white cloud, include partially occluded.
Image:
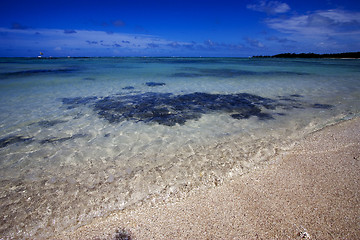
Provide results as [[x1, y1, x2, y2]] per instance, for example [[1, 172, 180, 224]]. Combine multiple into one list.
[[0, 27, 248, 56], [247, 0, 290, 14], [266, 9, 360, 36], [264, 9, 360, 52], [0, 27, 191, 55]]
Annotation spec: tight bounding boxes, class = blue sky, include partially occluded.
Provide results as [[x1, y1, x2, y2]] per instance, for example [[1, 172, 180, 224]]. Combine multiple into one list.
[[0, 0, 360, 57]]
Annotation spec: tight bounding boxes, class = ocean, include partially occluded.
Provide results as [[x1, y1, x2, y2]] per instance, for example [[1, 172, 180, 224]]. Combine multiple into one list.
[[0, 57, 359, 238]]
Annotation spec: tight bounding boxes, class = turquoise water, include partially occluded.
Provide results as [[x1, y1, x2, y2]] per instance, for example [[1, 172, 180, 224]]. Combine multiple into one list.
[[0, 57, 359, 238]]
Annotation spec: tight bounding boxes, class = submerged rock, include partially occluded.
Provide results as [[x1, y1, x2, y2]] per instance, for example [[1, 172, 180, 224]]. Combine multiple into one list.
[[122, 86, 135, 90], [145, 82, 166, 87], [61, 96, 98, 109], [0, 135, 33, 148], [61, 91, 334, 127], [83, 77, 96, 81], [0, 68, 77, 79], [290, 94, 304, 98], [39, 133, 88, 144], [170, 68, 310, 78], [170, 72, 203, 78], [312, 103, 333, 109], [92, 92, 276, 126], [37, 119, 67, 127]]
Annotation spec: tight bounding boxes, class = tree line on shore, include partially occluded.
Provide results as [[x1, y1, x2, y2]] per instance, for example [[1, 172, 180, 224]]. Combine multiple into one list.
[[252, 52, 360, 58]]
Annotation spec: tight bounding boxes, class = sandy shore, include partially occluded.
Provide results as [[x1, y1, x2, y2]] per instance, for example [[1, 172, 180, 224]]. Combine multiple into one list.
[[57, 117, 360, 240]]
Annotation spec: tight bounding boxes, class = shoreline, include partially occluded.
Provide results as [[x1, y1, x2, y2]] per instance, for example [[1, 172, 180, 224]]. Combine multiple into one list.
[[55, 117, 360, 239]]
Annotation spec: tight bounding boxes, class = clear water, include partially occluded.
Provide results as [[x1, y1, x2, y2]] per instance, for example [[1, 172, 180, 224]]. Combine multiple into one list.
[[0, 57, 359, 238]]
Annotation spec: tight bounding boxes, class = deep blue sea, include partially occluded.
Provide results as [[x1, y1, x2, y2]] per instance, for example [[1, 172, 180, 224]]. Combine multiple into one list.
[[0, 57, 359, 238]]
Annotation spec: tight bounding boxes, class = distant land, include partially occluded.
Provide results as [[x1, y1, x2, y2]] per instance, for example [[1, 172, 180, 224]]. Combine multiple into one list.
[[252, 52, 360, 59]]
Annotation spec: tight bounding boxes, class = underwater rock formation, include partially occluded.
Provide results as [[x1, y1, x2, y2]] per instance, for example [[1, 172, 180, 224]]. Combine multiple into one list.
[[60, 91, 334, 127], [92, 92, 277, 126], [145, 82, 166, 87], [0, 135, 33, 148]]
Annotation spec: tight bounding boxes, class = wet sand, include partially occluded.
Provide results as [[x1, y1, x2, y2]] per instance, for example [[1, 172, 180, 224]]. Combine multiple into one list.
[[57, 117, 360, 239]]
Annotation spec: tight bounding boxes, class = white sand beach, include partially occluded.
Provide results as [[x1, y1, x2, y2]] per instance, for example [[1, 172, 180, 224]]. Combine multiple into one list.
[[56, 117, 360, 239]]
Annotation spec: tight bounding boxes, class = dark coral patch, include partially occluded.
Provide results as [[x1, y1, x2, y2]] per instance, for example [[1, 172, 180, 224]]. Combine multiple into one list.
[[171, 67, 310, 78], [145, 82, 166, 87], [39, 133, 88, 144], [61, 96, 98, 109], [312, 103, 333, 109], [83, 77, 96, 81], [37, 119, 67, 127], [61, 92, 334, 127], [0, 135, 34, 148], [0, 68, 77, 79], [290, 94, 304, 98], [92, 92, 276, 126], [122, 86, 135, 90]]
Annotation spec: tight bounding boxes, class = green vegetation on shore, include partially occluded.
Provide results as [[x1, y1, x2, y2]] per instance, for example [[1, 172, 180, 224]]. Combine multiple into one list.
[[253, 52, 360, 59]]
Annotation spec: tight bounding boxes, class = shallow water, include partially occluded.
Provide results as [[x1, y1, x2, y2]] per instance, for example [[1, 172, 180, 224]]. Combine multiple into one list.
[[0, 57, 359, 238]]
